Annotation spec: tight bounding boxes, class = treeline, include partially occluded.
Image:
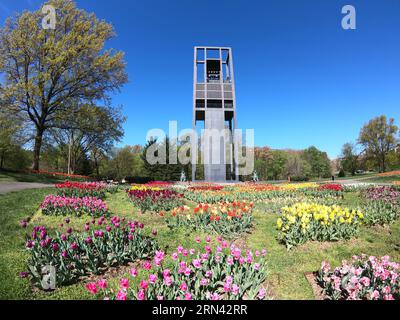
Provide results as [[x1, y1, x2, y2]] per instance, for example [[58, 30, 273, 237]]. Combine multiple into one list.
[[252, 146, 332, 181], [3, 114, 400, 181]]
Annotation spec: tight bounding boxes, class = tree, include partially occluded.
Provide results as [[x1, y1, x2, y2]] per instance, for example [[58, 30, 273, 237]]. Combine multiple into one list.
[[99, 145, 144, 180], [49, 104, 125, 174], [91, 147, 107, 179], [340, 142, 359, 176], [108, 146, 135, 180], [141, 137, 182, 181], [266, 150, 287, 180], [0, 0, 127, 169], [0, 107, 29, 169], [358, 115, 398, 172], [284, 152, 311, 180], [253, 147, 271, 180], [302, 146, 331, 178]]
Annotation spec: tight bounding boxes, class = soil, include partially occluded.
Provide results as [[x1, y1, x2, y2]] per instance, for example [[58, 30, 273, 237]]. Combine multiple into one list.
[[304, 272, 325, 300]]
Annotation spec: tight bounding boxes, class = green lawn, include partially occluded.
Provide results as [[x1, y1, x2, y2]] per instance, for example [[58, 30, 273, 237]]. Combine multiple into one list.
[[1, 188, 399, 300], [0, 188, 54, 299], [359, 174, 400, 184], [0, 170, 65, 184]]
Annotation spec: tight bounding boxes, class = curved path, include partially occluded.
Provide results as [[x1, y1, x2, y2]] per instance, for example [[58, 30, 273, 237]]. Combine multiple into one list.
[[0, 182, 54, 194]]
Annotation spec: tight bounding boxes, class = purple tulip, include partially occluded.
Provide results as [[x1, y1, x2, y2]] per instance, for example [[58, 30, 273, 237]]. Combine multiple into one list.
[[94, 230, 104, 238], [40, 230, 47, 239], [25, 240, 34, 248]]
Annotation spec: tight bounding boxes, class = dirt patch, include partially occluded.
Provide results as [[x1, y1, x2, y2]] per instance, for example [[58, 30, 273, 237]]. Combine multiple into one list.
[[296, 241, 336, 252], [83, 260, 141, 283], [370, 224, 391, 234], [296, 238, 364, 252], [304, 272, 325, 300], [231, 236, 248, 250]]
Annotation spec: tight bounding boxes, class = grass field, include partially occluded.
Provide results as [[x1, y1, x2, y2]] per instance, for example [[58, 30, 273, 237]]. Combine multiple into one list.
[[0, 170, 64, 184], [360, 175, 400, 184], [1, 186, 399, 300]]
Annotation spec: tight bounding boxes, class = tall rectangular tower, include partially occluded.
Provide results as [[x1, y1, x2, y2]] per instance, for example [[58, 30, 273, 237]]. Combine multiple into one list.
[[192, 47, 238, 182]]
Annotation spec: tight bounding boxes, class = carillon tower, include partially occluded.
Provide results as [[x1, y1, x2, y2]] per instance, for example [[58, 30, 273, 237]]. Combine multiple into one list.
[[192, 47, 238, 182]]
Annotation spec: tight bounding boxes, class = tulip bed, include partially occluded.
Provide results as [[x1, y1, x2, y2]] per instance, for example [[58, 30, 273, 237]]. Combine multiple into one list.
[[127, 188, 184, 213], [361, 200, 399, 226], [40, 195, 109, 217], [361, 186, 400, 203], [86, 237, 267, 300], [316, 255, 400, 300], [55, 181, 108, 199], [276, 203, 364, 249], [358, 186, 400, 226], [183, 184, 343, 204], [164, 201, 254, 239], [24, 217, 158, 287]]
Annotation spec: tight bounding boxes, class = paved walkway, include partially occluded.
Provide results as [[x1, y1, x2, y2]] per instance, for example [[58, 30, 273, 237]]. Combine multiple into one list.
[[0, 182, 54, 194]]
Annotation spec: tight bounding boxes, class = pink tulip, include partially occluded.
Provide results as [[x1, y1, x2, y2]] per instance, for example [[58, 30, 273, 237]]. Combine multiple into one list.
[[257, 288, 266, 299], [120, 278, 129, 290], [140, 280, 149, 290], [116, 290, 127, 300], [184, 292, 192, 300], [137, 289, 145, 300], [148, 274, 157, 284], [180, 282, 188, 291], [97, 279, 107, 289], [85, 282, 98, 295], [192, 259, 201, 269], [130, 268, 138, 277]]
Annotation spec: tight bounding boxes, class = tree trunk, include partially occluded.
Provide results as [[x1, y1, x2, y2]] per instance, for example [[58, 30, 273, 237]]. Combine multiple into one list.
[[32, 127, 44, 170], [94, 156, 100, 178], [382, 154, 386, 173], [0, 152, 4, 169]]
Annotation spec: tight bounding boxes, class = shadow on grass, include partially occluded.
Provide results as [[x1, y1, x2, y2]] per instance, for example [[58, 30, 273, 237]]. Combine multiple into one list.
[[0, 170, 64, 184]]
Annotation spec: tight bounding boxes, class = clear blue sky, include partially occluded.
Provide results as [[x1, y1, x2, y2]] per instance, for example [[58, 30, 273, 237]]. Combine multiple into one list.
[[1, 0, 400, 159]]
